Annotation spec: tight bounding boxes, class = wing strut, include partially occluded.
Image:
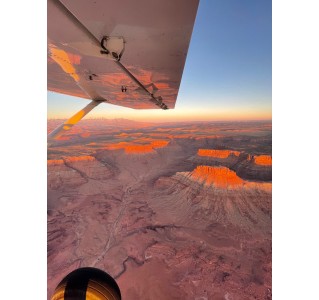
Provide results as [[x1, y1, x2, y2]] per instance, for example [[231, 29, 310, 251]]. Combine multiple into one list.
[[48, 100, 102, 141]]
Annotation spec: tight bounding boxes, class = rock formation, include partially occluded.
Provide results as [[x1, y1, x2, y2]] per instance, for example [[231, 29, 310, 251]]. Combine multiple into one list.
[[193, 148, 272, 182], [197, 149, 240, 158], [106, 140, 169, 155], [47, 159, 87, 190], [189, 165, 244, 188], [64, 156, 113, 180], [47, 121, 272, 300], [185, 165, 272, 191], [47, 155, 113, 190], [154, 165, 272, 232], [254, 154, 272, 166], [125, 145, 155, 154]]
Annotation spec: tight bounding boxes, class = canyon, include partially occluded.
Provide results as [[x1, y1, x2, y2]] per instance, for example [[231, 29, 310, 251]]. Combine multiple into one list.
[[48, 120, 272, 300]]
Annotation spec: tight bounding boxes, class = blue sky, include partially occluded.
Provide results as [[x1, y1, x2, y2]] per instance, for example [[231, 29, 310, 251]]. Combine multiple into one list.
[[48, 0, 272, 121]]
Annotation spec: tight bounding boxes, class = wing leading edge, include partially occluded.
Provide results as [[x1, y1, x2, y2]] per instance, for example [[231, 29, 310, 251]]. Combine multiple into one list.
[[47, 0, 199, 139], [48, 0, 199, 109]]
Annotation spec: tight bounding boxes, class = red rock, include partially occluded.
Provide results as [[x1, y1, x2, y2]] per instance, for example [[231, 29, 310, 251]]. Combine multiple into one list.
[[106, 140, 169, 154], [254, 155, 272, 166], [65, 155, 95, 162], [125, 145, 154, 154], [47, 160, 87, 189], [47, 159, 64, 166], [190, 166, 243, 188], [65, 156, 112, 180], [197, 149, 240, 158], [150, 140, 169, 148]]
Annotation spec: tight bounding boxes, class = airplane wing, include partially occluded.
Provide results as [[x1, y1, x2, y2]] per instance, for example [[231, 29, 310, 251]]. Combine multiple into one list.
[[47, 0, 199, 139]]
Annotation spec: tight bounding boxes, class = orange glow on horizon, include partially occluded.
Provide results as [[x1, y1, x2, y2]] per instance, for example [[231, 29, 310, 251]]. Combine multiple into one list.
[[48, 91, 271, 122], [99, 110, 269, 122]]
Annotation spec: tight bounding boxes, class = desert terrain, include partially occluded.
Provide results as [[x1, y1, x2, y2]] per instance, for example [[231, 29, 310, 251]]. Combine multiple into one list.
[[48, 120, 272, 300]]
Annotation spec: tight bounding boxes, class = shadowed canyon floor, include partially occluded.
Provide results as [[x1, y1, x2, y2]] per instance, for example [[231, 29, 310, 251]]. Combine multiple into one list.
[[48, 120, 272, 300]]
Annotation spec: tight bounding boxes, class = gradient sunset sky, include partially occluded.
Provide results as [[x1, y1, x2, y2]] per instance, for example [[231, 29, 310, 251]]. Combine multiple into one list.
[[47, 0, 272, 122]]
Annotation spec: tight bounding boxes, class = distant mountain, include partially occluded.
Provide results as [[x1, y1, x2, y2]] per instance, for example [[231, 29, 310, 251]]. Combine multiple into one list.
[[47, 118, 157, 131]]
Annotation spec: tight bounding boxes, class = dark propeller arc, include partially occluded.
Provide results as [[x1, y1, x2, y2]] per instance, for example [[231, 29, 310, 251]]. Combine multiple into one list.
[[51, 267, 121, 300]]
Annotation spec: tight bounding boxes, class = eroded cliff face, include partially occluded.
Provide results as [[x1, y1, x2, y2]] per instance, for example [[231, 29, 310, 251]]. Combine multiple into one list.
[[47, 159, 64, 166], [236, 155, 272, 182], [64, 156, 113, 180], [254, 155, 272, 166], [189, 165, 244, 188], [64, 155, 95, 162], [145, 162, 271, 299], [106, 140, 169, 154], [184, 165, 271, 192], [150, 140, 169, 148], [47, 155, 113, 190], [48, 140, 272, 300], [194, 148, 272, 182], [198, 149, 240, 158], [125, 145, 155, 154], [154, 165, 271, 232], [47, 159, 87, 190]]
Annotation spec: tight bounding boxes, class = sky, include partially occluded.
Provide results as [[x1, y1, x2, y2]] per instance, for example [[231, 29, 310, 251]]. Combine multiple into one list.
[[47, 0, 272, 122]]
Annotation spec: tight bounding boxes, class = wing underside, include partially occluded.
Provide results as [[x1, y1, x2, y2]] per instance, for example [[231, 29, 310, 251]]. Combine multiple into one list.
[[48, 0, 199, 110]]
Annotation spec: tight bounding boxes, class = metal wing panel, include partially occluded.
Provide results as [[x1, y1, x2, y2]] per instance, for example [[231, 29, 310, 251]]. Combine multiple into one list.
[[48, 0, 199, 109]]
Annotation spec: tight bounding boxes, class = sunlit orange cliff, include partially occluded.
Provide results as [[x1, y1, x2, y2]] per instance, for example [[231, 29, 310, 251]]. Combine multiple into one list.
[[254, 155, 272, 166], [106, 140, 169, 154], [65, 155, 95, 162], [179, 165, 271, 191], [190, 166, 243, 188], [198, 149, 240, 158]]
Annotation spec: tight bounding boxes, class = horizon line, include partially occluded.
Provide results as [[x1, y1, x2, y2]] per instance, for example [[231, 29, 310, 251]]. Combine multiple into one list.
[[47, 117, 272, 123]]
